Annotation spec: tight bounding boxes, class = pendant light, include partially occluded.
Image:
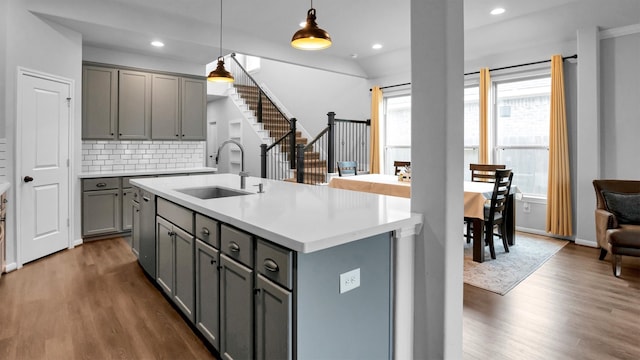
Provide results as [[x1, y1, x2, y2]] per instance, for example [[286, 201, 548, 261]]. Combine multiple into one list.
[[207, 0, 234, 83], [291, 0, 332, 50]]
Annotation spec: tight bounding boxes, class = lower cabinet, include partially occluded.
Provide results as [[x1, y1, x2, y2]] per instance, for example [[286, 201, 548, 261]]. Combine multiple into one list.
[[195, 239, 220, 349], [82, 188, 120, 236], [220, 253, 254, 360], [122, 187, 134, 231], [131, 199, 140, 257], [156, 215, 195, 322], [255, 274, 292, 360]]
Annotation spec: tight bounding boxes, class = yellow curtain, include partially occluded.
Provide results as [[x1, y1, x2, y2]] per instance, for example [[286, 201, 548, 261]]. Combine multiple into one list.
[[546, 55, 573, 236], [369, 86, 382, 174], [479, 68, 490, 164]]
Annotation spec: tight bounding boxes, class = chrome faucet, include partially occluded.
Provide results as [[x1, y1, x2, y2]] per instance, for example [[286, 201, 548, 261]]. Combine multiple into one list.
[[215, 139, 249, 189]]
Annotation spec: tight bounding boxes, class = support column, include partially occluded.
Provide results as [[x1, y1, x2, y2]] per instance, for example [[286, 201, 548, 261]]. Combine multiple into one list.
[[410, 0, 464, 359]]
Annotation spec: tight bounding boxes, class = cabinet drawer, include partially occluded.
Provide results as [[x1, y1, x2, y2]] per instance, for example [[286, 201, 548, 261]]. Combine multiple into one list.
[[256, 239, 293, 290], [220, 224, 254, 268], [195, 213, 219, 248], [83, 177, 120, 191], [157, 198, 193, 234]]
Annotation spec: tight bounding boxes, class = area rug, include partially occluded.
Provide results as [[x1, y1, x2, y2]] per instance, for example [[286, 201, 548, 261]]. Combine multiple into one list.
[[463, 233, 568, 295]]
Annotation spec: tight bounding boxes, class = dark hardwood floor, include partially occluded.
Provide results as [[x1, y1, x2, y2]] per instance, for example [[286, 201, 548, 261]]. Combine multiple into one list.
[[464, 237, 640, 360], [0, 238, 215, 360], [1, 235, 639, 359]]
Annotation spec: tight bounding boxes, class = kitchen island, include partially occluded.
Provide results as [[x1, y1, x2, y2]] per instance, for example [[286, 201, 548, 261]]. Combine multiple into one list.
[[131, 173, 422, 360]]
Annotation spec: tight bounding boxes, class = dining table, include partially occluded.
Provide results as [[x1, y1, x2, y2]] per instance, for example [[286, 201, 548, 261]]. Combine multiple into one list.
[[328, 174, 518, 263]]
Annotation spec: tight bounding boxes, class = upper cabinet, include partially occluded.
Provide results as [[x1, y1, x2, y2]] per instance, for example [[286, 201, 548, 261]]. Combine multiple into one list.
[[180, 78, 207, 141], [118, 70, 152, 140], [82, 66, 118, 140], [82, 64, 206, 141]]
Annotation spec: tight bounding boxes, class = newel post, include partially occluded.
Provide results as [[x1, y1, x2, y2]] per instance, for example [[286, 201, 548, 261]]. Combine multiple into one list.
[[327, 111, 336, 174]]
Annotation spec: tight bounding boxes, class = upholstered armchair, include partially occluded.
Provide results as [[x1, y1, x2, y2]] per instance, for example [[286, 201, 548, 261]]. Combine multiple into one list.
[[593, 180, 640, 276]]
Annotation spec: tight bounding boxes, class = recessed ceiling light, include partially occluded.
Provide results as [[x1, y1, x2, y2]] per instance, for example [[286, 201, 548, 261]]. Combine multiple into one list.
[[350, 54, 358, 59], [372, 43, 383, 50], [490, 7, 505, 15], [151, 40, 165, 47]]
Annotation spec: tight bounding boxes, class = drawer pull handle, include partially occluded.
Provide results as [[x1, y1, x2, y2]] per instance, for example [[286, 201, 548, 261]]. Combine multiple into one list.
[[96, 182, 107, 188], [264, 259, 279, 272], [229, 242, 240, 252], [142, 196, 150, 202], [202, 227, 210, 236]]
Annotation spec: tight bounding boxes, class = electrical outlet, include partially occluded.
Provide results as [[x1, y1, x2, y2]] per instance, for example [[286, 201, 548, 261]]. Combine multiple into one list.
[[339, 268, 361, 294], [523, 202, 531, 213]]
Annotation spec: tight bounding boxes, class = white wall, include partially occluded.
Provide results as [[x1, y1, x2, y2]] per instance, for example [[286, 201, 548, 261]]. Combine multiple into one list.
[[83, 46, 205, 77], [250, 58, 371, 136], [0, 0, 7, 140], [600, 30, 640, 179], [4, 0, 83, 268]]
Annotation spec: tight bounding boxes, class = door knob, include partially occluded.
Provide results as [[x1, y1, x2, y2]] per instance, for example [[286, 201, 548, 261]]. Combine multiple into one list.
[[23, 176, 34, 183]]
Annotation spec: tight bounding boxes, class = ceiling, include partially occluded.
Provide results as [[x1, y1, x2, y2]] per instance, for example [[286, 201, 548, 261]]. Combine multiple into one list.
[[26, 0, 640, 78]]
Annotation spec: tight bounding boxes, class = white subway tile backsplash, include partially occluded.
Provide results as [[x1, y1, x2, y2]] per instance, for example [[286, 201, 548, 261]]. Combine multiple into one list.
[[81, 140, 205, 173]]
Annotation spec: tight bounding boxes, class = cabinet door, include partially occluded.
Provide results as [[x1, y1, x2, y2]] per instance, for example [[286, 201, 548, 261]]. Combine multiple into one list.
[[180, 78, 206, 141], [82, 189, 120, 236], [220, 254, 254, 360], [119, 70, 151, 140], [122, 188, 134, 231], [156, 216, 174, 296], [82, 66, 117, 140], [152, 74, 180, 140], [196, 239, 220, 348], [174, 226, 195, 322], [131, 200, 140, 258], [256, 274, 292, 360]]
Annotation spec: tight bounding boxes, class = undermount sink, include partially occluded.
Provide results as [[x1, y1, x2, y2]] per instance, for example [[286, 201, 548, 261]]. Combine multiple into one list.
[[175, 186, 251, 199]]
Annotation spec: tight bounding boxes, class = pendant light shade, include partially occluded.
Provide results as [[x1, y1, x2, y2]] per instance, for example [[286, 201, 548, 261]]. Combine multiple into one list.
[[207, 0, 234, 83], [291, 7, 332, 50], [208, 56, 234, 83]]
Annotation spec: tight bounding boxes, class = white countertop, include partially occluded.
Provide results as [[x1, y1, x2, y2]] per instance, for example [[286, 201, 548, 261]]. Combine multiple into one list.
[[131, 174, 423, 253], [0, 181, 9, 194], [78, 167, 217, 178]]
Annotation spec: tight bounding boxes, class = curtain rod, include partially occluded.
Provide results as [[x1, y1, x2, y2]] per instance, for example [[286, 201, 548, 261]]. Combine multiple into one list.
[[463, 54, 578, 76], [369, 54, 578, 91], [369, 82, 411, 92]]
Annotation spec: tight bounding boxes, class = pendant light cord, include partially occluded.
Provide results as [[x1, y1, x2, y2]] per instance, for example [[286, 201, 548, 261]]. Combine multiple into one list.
[[219, 0, 223, 59]]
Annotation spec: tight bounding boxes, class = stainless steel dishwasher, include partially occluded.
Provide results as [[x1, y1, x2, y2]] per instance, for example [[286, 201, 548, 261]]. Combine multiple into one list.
[[139, 190, 156, 277]]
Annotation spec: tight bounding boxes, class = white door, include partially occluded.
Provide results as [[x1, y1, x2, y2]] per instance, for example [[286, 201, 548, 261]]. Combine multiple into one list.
[[19, 72, 70, 264]]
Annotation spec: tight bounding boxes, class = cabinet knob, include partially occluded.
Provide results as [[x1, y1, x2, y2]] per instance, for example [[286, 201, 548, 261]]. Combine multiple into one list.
[[229, 242, 240, 252], [210, 259, 216, 265], [168, 231, 175, 237], [263, 258, 279, 272]]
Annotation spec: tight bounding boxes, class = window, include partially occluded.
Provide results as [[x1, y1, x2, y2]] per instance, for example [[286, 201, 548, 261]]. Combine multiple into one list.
[[463, 86, 480, 181], [383, 95, 411, 174], [494, 77, 550, 197]]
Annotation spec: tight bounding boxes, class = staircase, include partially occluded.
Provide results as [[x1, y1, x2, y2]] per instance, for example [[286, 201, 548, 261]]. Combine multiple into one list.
[[234, 84, 328, 184]]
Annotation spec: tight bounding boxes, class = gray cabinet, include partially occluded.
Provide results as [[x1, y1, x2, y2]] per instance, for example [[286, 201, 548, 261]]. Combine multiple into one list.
[[219, 223, 254, 360], [156, 199, 195, 322], [220, 253, 254, 360], [82, 178, 121, 237], [131, 197, 140, 258], [151, 75, 206, 140], [255, 274, 292, 360], [82, 66, 118, 140], [118, 70, 151, 140], [151, 74, 180, 140], [122, 187, 134, 231], [195, 239, 220, 349], [180, 78, 207, 141], [255, 239, 293, 360]]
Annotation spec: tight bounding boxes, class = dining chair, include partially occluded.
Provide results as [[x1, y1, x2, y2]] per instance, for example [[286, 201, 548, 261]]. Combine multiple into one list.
[[464, 169, 513, 259], [337, 161, 358, 176], [470, 163, 506, 183], [394, 161, 411, 175]]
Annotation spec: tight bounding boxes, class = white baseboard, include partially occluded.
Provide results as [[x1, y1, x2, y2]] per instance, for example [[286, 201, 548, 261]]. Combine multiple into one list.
[[516, 226, 573, 241], [575, 238, 598, 248], [72, 238, 83, 247], [4, 262, 17, 273]]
